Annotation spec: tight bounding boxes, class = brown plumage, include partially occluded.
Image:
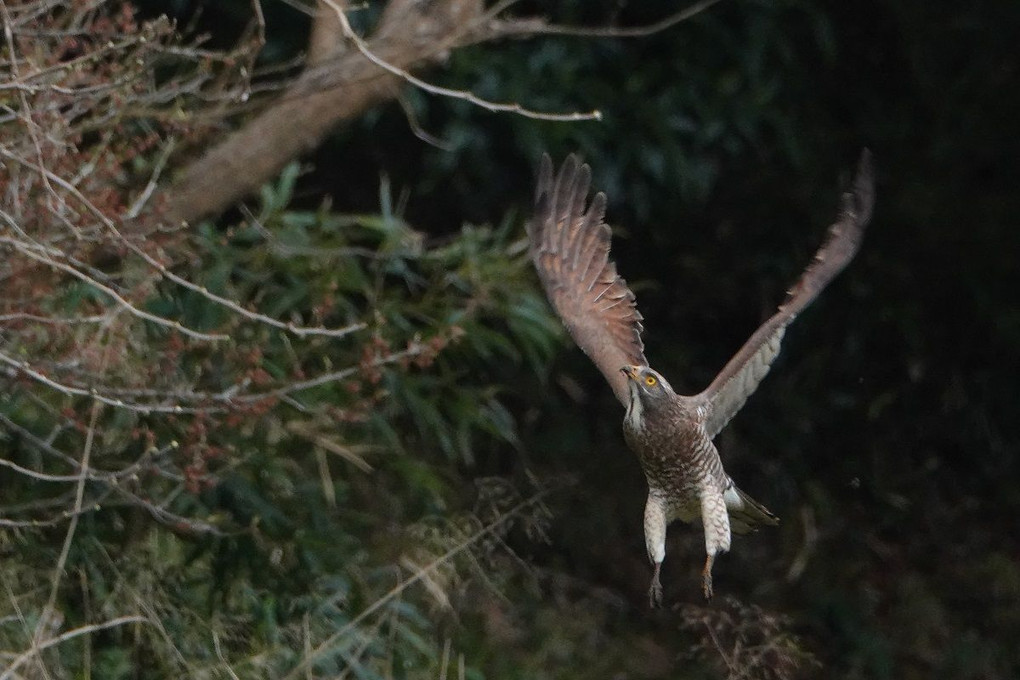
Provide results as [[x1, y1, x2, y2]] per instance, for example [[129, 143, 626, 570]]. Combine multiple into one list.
[[528, 152, 875, 606]]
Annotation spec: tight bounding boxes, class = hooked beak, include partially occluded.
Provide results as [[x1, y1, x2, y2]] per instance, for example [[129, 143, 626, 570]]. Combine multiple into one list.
[[620, 365, 641, 381]]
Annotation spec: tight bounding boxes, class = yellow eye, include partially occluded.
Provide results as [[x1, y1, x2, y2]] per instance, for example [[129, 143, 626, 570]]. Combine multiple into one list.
[[644, 375, 657, 387]]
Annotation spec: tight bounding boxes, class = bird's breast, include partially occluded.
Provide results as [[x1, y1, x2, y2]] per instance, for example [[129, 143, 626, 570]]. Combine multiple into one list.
[[623, 405, 721, 495]]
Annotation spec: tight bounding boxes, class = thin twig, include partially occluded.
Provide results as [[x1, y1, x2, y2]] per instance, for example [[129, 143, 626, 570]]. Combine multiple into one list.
[[318, 0, 601, 122], [397, 94, 453, 151], [126, 137, 176, 218], [27, 399, 102, 674], [0, 312, 110, 325], [494, 0, 726, 39], [0, 616, 149, 680]]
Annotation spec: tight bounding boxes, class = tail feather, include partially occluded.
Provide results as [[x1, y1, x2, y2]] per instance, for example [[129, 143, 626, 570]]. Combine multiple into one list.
[[725, 484, 780, 534]]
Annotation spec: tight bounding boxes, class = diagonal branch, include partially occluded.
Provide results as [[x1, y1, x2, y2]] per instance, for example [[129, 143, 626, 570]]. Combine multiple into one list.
[[165, 0, 485, 224], [164, 0, 603, 224], [26, 399, 102, 677], [307, 0, 348, 66]]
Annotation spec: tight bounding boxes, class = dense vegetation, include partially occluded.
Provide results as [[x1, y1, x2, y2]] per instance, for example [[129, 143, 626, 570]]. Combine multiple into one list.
[[1, 1, 1016, 678]]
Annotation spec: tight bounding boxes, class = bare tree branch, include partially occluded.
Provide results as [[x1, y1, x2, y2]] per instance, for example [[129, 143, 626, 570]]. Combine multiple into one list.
[[164, 0, 612, 223], [165, 0, 478, 224], [307, 0, 348, 65]]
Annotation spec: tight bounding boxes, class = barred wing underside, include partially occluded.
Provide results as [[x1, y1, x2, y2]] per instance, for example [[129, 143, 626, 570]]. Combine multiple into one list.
[[699, 151, 875, 438], [528, 155, 648, 406]]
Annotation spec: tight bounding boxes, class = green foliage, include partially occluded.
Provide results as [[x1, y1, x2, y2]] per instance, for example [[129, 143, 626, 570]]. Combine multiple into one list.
[[0, 163, 564, 677]]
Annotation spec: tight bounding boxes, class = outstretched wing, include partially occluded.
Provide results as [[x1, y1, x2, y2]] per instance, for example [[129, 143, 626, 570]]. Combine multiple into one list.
[[698, 150, 875, 438], [528, 154, 648, 406]]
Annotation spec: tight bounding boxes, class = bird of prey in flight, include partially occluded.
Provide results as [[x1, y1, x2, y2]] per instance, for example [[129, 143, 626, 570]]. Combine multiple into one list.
[[527, 152, 874, 606]]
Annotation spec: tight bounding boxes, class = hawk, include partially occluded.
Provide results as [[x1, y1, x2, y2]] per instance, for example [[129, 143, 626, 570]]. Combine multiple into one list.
[[527, 152, 874, 606]]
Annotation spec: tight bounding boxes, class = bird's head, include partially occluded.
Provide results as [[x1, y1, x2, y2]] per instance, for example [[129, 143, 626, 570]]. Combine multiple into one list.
[[620, 365, 674, 408]]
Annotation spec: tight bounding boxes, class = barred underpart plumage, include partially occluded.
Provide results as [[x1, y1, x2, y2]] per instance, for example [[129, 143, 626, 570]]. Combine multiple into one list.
[[528, 152, 874, 606]]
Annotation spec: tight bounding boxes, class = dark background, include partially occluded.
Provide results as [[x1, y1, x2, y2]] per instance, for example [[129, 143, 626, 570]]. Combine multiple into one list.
[[131, 0, 1020, 675]]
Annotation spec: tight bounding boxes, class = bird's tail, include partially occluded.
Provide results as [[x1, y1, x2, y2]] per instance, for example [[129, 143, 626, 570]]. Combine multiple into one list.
[[725, 484, 780, 534]]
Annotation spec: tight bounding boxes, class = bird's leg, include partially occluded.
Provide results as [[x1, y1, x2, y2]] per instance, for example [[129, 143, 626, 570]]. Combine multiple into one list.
[[643, 494, 667, 608], [649, 561, 663, 608], [702, 552, 715, 600], [699, 487, 730, 601]]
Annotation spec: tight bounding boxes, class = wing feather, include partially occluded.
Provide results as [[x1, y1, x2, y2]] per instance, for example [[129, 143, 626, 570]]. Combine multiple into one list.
[[529, 154, 647, 405], [699, 150, 875, 438], [571, 193, 606, 273]]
